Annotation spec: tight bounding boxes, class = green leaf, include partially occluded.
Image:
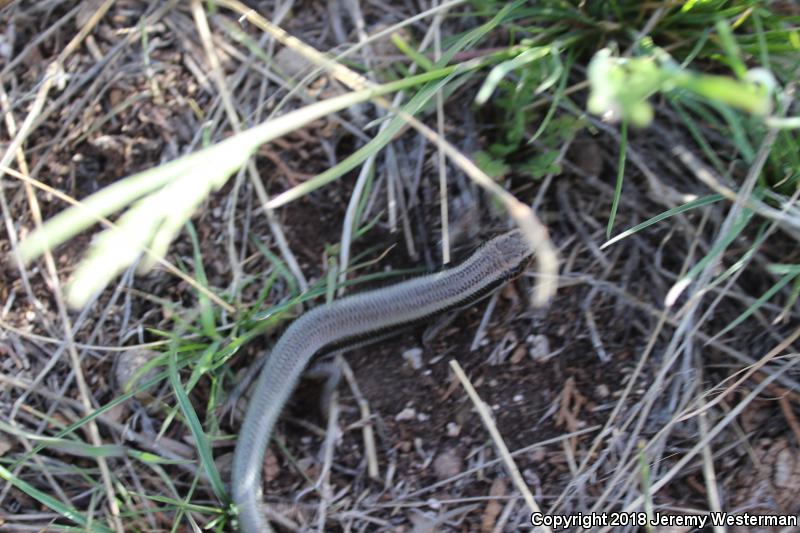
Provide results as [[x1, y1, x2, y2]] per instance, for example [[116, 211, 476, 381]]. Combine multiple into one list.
[[474, 150, 510, 178], [518, 150, 561, 179]]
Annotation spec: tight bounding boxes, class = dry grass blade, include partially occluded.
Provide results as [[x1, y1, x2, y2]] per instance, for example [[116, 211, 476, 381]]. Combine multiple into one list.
[[449, 360, 551, 532]]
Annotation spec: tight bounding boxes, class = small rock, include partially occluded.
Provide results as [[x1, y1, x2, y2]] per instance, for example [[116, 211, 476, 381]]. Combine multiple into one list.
[[395, 407, 416, 421], [402, 347, 423, 370], [433, 449, 462, 480], [595, 384, 610, 399], [510, 344, 527, 364], [113, 349, 160, 401], [527, 334, 553, 362], [274, 46, 314, 80], [529, 448, 546, 463]]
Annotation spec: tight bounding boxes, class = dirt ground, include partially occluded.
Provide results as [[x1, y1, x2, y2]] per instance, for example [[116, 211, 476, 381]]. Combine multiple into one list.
[[1, 1, 799, 532]]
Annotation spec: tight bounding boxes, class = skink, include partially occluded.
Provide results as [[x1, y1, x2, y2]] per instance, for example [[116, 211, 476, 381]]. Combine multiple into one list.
[[232, 230, 534, 532]]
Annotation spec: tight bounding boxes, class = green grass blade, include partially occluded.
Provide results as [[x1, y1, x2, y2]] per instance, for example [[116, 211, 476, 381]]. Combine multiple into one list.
[[0, 420, 127, 458], [528, 51, 570, 144], [0, 464, 111, 531], [669, 97, 727, 174], [391, 32, 434, 71], [714, 18, 747, 78], [712, 273, 796, 339], [708, 100, 755, 162], [12, 367, 173, 469], [602, 194, 724, 249], [167, 347, 227, 503], [475, 45, 552, 105], [666, 206, 755, 306], [606, 119, 628, 238], [185, 221, 219, 339]]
